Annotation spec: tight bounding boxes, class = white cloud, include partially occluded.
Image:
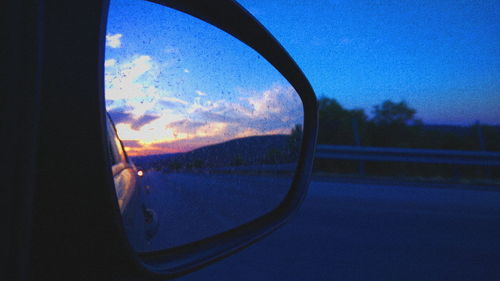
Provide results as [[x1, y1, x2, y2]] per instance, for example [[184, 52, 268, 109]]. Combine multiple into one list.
[[106, 33, 123, 48], [246, 84, 302, 119], [121, 55, 153, 82], [185, 84, 302, 138], [105, 55, 155, 102], [194, 122, 228, 137], [160, 97, 189, 106], [105, 54, 187, 120], [183, 68, 190, 73], [104, 59, 116, 67], [195, 90, 207, 96]]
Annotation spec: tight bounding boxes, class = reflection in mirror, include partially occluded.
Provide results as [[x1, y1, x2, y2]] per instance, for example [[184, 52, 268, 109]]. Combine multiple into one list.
[[105, 0, 304, 252]]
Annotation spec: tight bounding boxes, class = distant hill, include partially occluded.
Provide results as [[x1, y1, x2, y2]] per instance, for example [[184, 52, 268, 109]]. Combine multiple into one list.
[[131, 134, 299, 171], [131, 153, 182, 168]]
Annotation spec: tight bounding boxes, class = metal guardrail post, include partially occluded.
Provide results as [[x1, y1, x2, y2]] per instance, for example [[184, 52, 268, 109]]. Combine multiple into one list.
[[351, 118, 365, 176]]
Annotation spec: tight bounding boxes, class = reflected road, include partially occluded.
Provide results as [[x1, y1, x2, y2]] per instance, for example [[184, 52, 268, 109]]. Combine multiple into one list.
[[141, 171, 292, 250]]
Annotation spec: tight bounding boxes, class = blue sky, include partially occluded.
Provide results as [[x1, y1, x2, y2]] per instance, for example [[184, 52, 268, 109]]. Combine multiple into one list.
[[238, 0, 499, 125]]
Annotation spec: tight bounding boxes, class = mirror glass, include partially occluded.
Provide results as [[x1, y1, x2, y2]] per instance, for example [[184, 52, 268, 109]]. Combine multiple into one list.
[[105, 0, 304, 252]]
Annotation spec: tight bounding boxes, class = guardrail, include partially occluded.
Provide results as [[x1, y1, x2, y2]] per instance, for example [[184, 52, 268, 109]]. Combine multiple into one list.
[[315, 145, 500, 167]]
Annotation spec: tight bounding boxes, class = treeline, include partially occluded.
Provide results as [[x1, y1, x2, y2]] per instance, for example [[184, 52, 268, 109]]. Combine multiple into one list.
[[318, 97, 500, 151], [315, 97, 500, 182]]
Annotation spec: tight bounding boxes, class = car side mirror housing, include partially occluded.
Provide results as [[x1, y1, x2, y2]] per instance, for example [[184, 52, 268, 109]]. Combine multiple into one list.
[[28, 0, 317, 279]]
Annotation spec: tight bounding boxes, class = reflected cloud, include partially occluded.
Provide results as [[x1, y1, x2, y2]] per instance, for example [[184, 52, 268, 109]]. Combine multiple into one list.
[[131, 114, 160, 130], [197, 111, 240, 124], [106, 52, 303, 156], [108, 110, 134, 124], [109, 108, 160, 131], [166, 119, 207, 135], [105, 59, 117, 67], [122, 140, 142, 148], [106, 33, 122, 48], [159, 97, 189, 108]]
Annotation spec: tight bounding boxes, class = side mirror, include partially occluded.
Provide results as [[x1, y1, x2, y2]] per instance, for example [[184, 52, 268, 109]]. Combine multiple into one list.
[[103, 0, 317, 278], [28, 0, 317, 280], [106, 0, 307, 252]]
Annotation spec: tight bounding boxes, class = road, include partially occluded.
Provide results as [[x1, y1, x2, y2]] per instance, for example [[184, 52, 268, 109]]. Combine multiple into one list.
[[140, 171, 293, 250], [142, 172, 500, 280]]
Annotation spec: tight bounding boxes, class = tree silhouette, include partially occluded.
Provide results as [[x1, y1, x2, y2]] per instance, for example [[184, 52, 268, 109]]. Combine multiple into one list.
[[367, 100, 422, 147], [372, 100, 417, 126], [318, 97, 367, 145]]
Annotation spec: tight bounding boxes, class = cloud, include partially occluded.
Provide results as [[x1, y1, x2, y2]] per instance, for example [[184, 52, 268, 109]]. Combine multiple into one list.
[[105, 55, 155, 102], [165, 119, 230, 139], [105, 55, 187, 117], [106, 33, 123, 48], [151, 85, 302, 153], [192, 122, 228, 137], [130, 114, 160, 130], [108, 110, 134, 124], [188, 84, 303, 133], [187, 98, 253, 120], [246, 85, 296, 116], [114, 120, 176, 145], [165, 119, 207, 135], [105, 59, 116, 67], [197, 111, 239, 123], [160, 101, 182, 109], [120, 55, 153, 83], [105, 53, 304, 156], [159, 97, 189, 108], [108, 106, 160, 131], [183, 69, 190, 73], [121, 140, 142, 148]]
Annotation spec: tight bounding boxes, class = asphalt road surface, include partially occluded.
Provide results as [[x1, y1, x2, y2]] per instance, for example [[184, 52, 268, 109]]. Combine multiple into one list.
[[143, 172, 500, 280], [141, 171, 293, 250]]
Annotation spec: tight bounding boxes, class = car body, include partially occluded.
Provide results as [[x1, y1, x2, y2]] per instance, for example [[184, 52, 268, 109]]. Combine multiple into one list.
[[107, 115, 159, 250]]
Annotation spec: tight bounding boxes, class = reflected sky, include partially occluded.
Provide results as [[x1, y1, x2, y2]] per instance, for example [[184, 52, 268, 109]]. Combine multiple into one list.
[[105, 0, 303, 156]]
